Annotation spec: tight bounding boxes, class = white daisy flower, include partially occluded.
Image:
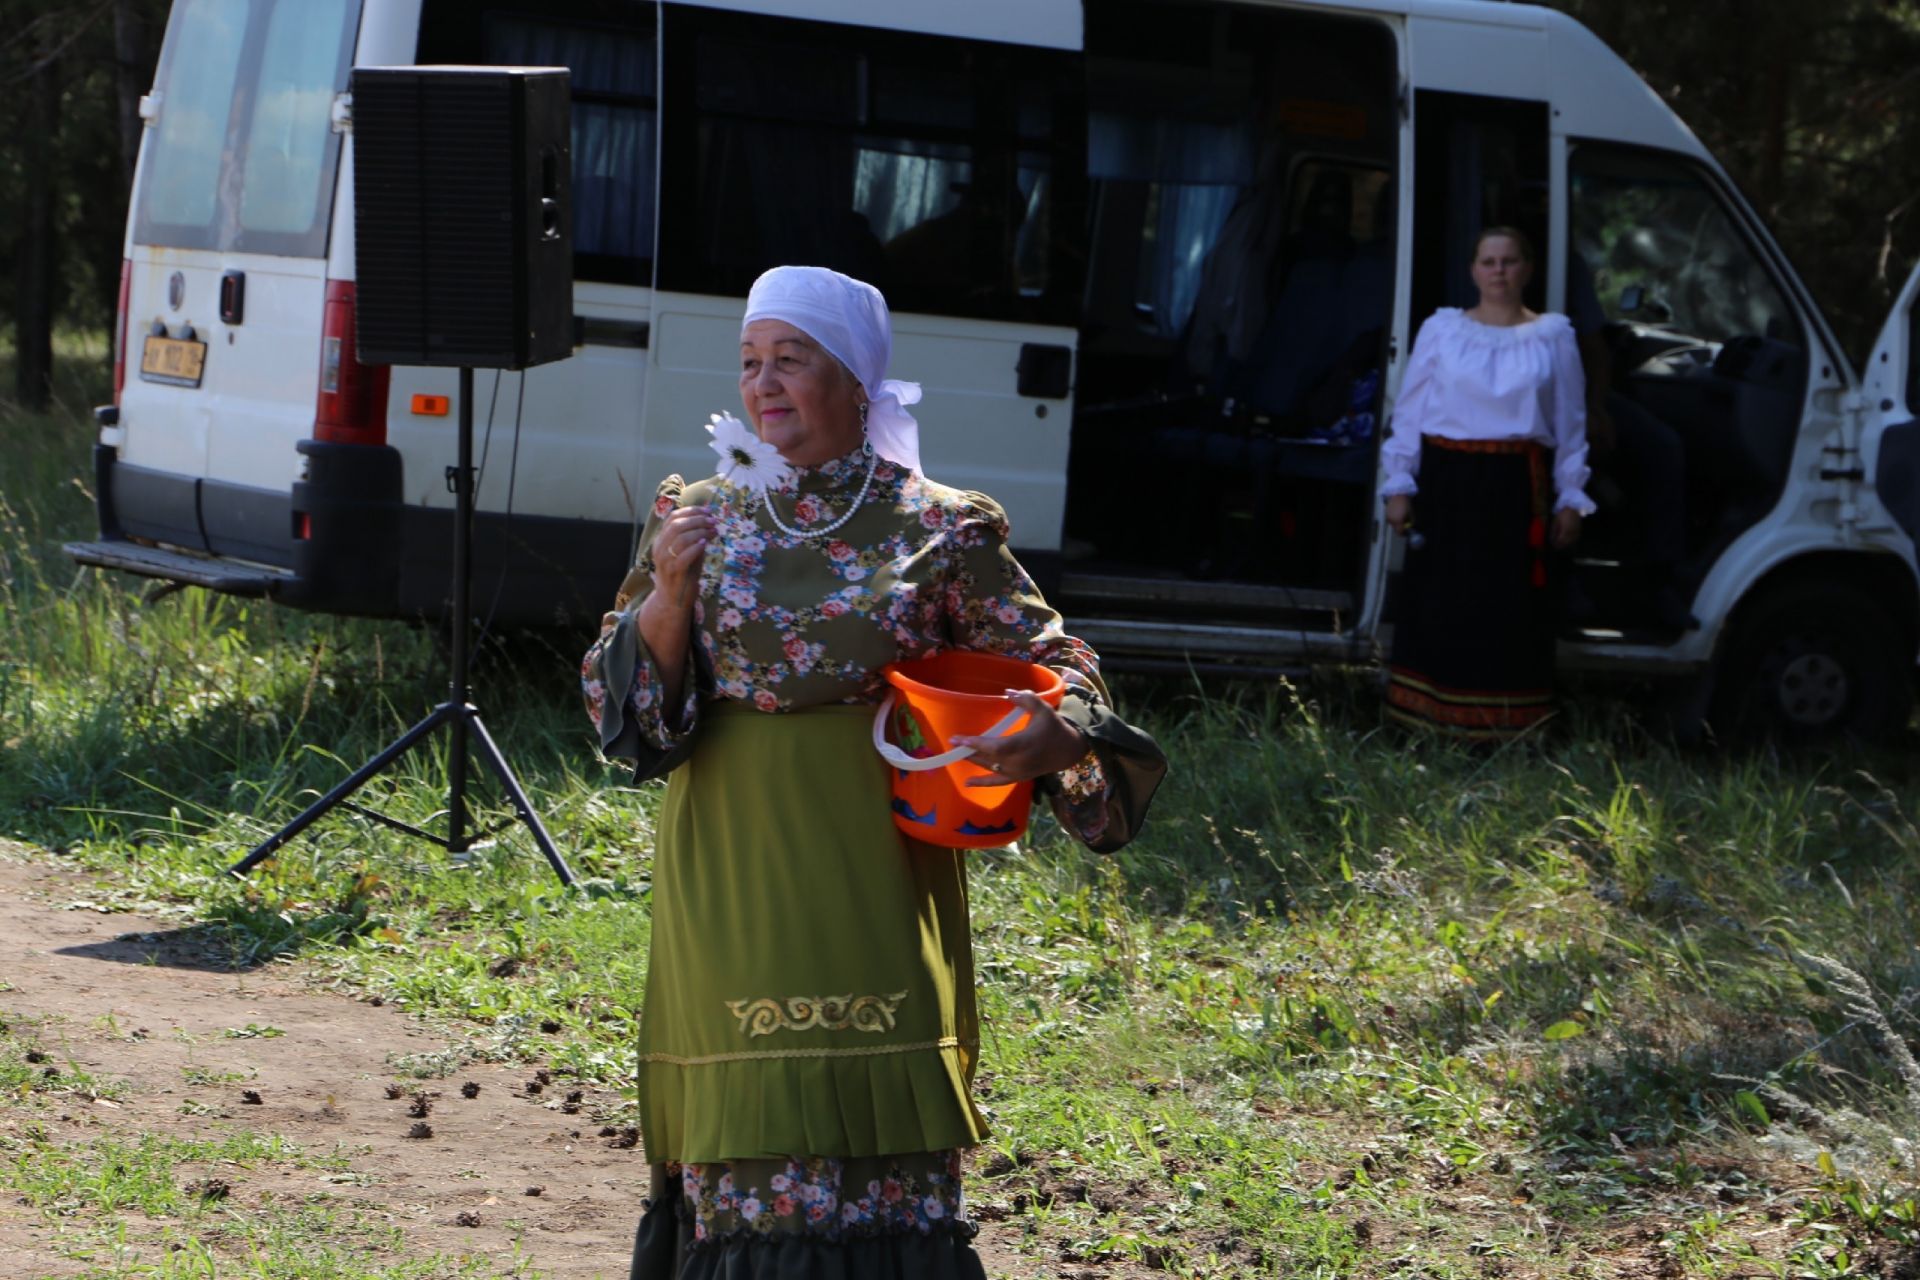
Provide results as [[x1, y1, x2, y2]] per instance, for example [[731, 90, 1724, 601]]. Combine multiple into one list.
[[706, 412, 791, 499]]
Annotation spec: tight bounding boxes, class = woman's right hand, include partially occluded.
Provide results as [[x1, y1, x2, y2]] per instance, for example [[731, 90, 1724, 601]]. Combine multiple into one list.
[[1384, 493, 1413, 534], [643, 505, 716, 615], [636, 504, 715, 723]]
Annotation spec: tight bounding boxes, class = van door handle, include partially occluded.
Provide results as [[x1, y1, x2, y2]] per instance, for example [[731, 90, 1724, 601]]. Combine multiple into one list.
[[1017, 343, 1072, 398], [220, 270, 245, 325]]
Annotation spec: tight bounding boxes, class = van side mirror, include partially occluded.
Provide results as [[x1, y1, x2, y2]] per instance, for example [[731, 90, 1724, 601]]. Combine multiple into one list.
[[1618, 284, 1672, 324]]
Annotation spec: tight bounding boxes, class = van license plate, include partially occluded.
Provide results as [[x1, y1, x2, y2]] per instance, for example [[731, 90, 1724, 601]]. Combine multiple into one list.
[[140, 335, 207, 387]]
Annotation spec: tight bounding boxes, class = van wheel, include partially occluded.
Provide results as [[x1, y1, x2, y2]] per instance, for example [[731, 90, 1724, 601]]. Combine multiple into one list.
[[1710, 583, 1913, 743]]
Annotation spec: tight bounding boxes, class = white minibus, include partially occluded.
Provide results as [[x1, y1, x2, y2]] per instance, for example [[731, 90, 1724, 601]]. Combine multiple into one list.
[[68, 0, 1920, 739]]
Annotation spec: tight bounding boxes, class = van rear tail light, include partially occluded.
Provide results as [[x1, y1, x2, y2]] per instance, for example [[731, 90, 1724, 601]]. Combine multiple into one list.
[[314, 279, 390, 445], [112, 260, 131, 405]]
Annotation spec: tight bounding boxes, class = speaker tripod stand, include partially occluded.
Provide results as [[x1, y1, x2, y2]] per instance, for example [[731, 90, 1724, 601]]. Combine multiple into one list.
[[229, 367, 575, 887]]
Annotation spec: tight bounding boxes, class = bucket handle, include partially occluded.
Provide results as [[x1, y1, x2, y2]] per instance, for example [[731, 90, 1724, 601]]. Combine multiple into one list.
[[872, 692, 1025, 771]]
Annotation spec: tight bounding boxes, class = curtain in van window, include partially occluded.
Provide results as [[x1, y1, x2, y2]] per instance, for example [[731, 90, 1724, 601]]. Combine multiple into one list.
[[574, 105, 657, 261], [854, 143, 971, 246], [490, 16, 652, 96], [706, 120, 881, 285], [1091, 114, 1250, 336], [685, 38, 882, 285], [1148, 185, 1239, 337], [487, 18, 657, 265], [1013, 163, 1053, 297]]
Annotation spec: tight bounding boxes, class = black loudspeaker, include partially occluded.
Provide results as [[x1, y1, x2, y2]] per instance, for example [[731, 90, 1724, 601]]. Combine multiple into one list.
[[352, 66, 573, 370]]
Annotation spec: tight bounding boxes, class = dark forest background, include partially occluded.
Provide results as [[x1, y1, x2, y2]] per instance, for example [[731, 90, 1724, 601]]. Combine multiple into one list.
[[4, 0, 1919, 408]]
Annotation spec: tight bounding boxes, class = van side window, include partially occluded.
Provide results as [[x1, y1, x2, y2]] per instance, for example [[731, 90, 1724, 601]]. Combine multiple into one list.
[[1570, 147, 1804, 355], [420, 1, 659, 287], [656, 6, 1081, 322], [1570, 143, 1810, 564], [134, 0, 358, 256]]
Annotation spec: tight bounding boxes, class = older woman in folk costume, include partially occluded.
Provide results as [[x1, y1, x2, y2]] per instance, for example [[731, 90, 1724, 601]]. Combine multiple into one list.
[[582, 266, 1166, 1278], [1380, 227, 1594, 740]]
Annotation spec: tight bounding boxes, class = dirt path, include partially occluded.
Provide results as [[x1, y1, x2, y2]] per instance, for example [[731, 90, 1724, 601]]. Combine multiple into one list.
[[0, 848, 652, 1278], [0, 847, 1102, 1280]]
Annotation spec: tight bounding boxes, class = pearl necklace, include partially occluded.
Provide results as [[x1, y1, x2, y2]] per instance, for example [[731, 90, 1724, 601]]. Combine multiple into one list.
[[761, 448, 879, 540]]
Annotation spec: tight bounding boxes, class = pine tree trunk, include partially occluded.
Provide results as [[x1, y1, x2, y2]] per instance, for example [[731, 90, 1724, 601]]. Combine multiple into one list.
[[113, 0, 146, 194], [1758, 29, 1792, 216], [15, 25, 59, 411]]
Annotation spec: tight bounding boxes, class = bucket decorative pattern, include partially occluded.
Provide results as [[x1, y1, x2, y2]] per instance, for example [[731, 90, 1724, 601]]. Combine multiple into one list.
[[874, 651, 1065, 849]]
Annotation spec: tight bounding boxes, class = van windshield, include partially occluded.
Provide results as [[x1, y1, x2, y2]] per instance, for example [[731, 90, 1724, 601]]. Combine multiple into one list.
[[134, 0, 360, 257]]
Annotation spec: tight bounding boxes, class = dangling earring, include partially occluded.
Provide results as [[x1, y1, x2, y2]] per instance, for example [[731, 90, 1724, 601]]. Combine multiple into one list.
[[858, 401, 869, 425], [858, 401, 873, 456]]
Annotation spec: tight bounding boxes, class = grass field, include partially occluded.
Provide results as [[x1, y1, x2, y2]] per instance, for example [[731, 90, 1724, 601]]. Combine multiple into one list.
[[2, 343, 1918, 1278]]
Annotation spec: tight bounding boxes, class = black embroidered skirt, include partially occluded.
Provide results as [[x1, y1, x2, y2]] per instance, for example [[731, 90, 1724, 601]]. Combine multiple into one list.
[[1386, 435, 1556, 740]]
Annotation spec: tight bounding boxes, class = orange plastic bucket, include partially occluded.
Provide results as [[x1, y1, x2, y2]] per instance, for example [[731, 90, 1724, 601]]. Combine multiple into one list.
[[874, 651, 1066, 848]]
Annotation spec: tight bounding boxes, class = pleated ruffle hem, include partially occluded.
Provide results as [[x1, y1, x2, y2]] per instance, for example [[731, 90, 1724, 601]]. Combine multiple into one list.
[[640, 1044, 985, 1162]]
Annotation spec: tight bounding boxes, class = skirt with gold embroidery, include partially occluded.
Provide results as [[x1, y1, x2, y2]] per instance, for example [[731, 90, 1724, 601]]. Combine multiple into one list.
[[637, 702, 988, 1165]]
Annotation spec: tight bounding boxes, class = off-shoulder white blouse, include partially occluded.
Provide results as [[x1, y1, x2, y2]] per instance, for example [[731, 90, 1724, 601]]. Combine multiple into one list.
[[1378, 308, 1595, 514]]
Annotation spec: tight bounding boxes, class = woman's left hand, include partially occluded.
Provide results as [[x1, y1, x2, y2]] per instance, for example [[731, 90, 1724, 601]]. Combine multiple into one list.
[[952, 689, 1089, 788], [1551, 507, 1582, 550]]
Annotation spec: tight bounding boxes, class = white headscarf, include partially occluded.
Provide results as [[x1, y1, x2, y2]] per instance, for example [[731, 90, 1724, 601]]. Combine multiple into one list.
[[741, 266, 924, 475]]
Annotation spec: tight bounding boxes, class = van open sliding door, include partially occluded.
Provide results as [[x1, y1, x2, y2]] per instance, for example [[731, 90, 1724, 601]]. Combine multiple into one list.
[[642, 0, 1086, 588], [1062, 2, 1401, 670]]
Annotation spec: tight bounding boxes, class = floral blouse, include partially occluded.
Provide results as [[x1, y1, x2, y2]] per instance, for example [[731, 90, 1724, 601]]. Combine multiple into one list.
[[581, 444, 1165, 851]]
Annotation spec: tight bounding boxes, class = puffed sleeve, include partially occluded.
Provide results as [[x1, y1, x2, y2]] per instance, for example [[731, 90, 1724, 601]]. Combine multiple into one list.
[[1547, 321, 1597, 514], [936, 493, 1168, 853], [580, 475, 709, 781], [1379, 314, 1446, 497]]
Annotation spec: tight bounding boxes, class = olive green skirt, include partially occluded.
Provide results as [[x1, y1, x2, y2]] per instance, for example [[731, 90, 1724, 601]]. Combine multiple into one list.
[[638, 702, 989, 1164]]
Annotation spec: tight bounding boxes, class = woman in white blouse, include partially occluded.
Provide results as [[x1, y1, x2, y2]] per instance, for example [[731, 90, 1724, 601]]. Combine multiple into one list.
[[1378, 227, 1593, 740]]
